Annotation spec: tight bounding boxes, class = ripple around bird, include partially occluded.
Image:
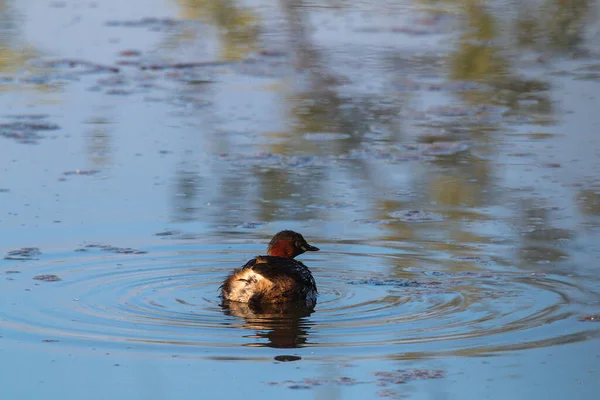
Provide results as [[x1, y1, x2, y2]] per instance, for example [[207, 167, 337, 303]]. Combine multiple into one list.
[[1, 241, 598, 361]]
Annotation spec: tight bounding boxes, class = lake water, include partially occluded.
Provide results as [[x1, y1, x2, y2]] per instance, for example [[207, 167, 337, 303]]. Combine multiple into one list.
[[1, 0, 600, 399]]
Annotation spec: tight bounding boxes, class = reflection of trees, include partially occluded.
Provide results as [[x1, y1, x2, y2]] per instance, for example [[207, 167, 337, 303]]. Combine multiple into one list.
[[515, 199, 573, 268], [450, 0, 508, 82], [177, 0, 259, 60], [578, 188, 600, 217], [280, 0, 406, 154], [252, 0, 408, 228], [374, 154, 496, 271], [450, 0, 554, 121], [177, 0, 408, 227], [172, 169, 203, 223], [516, 0, 591, 53], [254, 167, 324, 222], [425, 0, 592, 54], [167, 0, 593, 281], [85, 118, 113, 170], [0, 1, 36, 76]]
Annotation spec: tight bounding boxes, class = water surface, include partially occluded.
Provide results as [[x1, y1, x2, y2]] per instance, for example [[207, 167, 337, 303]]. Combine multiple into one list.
[[1, 0, 600, 399]]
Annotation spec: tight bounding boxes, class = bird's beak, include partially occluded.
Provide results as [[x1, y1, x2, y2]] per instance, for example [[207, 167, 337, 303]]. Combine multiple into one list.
[[303, 244, 319, 252]]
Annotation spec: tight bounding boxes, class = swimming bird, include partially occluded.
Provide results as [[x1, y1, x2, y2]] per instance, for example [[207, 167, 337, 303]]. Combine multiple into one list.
[[220, 230, 319, 304]]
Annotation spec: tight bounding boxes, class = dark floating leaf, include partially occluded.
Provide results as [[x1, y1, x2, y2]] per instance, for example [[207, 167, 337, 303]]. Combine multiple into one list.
[[274, 355, 302, 362], [5, 247, 41, 260], [33, 274, 62, 282], [154, 230, 182, 236], [62, 170, 100, 176], [541, 162, 561, 168]]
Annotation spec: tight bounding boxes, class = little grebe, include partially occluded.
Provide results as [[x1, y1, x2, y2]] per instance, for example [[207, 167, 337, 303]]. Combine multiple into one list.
[[220, 230, 319, 304]]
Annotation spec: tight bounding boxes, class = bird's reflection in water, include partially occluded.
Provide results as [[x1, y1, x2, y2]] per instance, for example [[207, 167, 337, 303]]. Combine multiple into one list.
[[221, 299, 315, 349]]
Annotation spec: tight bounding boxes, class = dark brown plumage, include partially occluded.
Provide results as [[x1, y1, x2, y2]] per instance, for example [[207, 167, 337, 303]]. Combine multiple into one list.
[[220, 231, 319, 304]]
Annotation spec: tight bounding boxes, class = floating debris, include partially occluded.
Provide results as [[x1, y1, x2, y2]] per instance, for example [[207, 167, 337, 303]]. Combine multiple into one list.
[[39, 58, 119, 74], [96, 76, 127, 86], [119, 50, 142, 57], [307, 202, 353, 210], [165, 70, 215, 85], [354, 219, 392, 226], [175, 298, 194, 306], [84, 244, 147, 254], [42, 339, 60, 343], [400, 142, 470, 156], [287, 384, 311, 390], [105, 17, 183, 29], [116, 60, 142, 67], [389, 210, 445, 222], [105, 89, 133, 96], [377, 388, 407, 399], [427, 105, 472, 117], [579, 314, 600, 322], [4, 114, 50, 120], [373, 369, 445, 386], [377, 389, 409, 399], [4, 247, 41, 260], [236, 222, 266, 229], [62, 170, 100, 176], [257, 49, 288, 57], [541, 162, 561, 168], [428, 271, 495, 278], [0, 120, 60, 144], [274, 355, 302, 362], [154, 230, 182, 236], [347, 147, 435, 163], [33, 274, 62, 282], [348, 278, 442, 288], [101, 246, 147, 254], [217, 152, 335, 169], [266, 376, 365, 389]]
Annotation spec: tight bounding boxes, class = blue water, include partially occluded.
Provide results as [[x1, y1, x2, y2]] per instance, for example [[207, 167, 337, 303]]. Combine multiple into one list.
[[1, 0, 600, 399]]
